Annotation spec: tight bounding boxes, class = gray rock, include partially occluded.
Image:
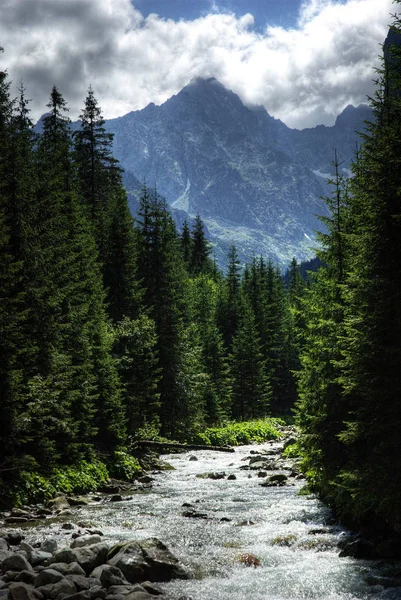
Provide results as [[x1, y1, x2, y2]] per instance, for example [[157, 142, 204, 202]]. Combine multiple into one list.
[[109, 496, 124, 503], [188, 456, 198, 462], [226, 474, 236, 481], [65, 576, 100, 591], [248, 461, 270, 471], [40, 542, 57, 555], [125, 593, 153, 600], [14, 571, 36, 586], [0, 539, 8, 552], [67, 497, 90, 507], [4, 518, 28, 525], [181, 510, 207, 519], [5, 534, 23, 547], [40, 578, 76, 599], [34, 569, 65, 588], [9, 582, 37, 600], [140, 538, 189, 582], [0, 550, 11, 564], [260, 473, 288, 487], [71, 543, 110, 574], [107, 544, 148, 584], [60, 593, 91, 600], [339, 538, 376, 559], [47, 497, 70, 512], [49, 563, 85, 577], [141, 582, 163, 596], [90, 566, 126, 588], [29, 552, 52, 568], [89, 588, 106, 600], [50, 550, 76, 565], [61, 524, 75, 531], [206, 472, 225, 480], [2, 555, 33, 575], [0, 581, 7, 591], [70, 537, 102, 550]]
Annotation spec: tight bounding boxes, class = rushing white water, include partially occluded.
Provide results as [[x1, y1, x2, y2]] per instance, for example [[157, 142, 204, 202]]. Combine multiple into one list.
[[22, 442, 401, 600]]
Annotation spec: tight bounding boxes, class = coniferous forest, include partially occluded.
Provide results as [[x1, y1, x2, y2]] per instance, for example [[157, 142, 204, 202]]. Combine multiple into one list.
[[1, 7, 401, 538]]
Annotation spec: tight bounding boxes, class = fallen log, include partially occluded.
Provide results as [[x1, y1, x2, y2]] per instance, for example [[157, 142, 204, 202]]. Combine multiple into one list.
[[131, 440, 235, 453]]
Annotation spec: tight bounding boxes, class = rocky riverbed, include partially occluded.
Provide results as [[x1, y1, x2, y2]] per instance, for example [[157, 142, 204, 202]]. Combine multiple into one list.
[[1, 432, 401, 600]]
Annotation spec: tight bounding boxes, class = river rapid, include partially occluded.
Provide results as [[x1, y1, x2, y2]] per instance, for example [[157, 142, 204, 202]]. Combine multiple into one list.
[[17, 441, 401, 600]]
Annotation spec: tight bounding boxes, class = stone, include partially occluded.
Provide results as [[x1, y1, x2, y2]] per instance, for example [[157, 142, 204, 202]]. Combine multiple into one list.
[[61, 524, 75, 531], [107, 543, 148, 584], [47, 497, 70, 512], [14, 571, 36, 585], [140, 538, 189, 582], [40, 542, 57, 555], [260, 473, 288, 487], [89, 588, 106, 600], [257, 471, 267, 478], [71, 543, 110, 574], [188, 456, 198, 462], [137, 477, 153, 485], [206, 472, 225, 480], [70, 537, 102, 550], [11, 510, 30, 518], [125, 593, 153, 600], [65, 575, 98, 591], [34, 569, 65, 587], [90, 566, 126, 589], [61, 593, 91, 600], [97, 485, 120, 495], [67, 497, 91, 507], [226, 474, 236, 480], [2, 555, 33, 574], [6, 534, 23, 547], [49, 563, 85, 577], [4, 518, 28, 525], [46, 578, 76, 599], [0, 539, 8, 552], [181, 510, 207, 519], [50, 550, 76, 565], [109, 496, 124, 503], [141, 582, 163, 596], [9, 582, 37, 600], [29, 552, 52, 567], [339, 538, 376, 559]]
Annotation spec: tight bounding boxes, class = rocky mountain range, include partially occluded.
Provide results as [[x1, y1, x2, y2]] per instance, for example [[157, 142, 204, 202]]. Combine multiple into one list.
[[104, 77, 372, 267]]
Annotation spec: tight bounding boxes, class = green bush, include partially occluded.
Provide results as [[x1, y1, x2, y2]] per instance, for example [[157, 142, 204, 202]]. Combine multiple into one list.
[[6, 460, 109, 507], [109, 451, 142, 480], [192, 418, 284, 447]]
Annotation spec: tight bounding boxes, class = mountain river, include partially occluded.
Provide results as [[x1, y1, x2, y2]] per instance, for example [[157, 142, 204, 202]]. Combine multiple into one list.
[[17, 441, 401, 600]]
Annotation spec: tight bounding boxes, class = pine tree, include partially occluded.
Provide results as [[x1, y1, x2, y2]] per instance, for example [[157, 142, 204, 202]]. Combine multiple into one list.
[[230, 296, 270, 421], [136, 186, 190, 438], [217, 244, 241, 351], [337, 16, 401, 526], [190, 213, 211, 274]]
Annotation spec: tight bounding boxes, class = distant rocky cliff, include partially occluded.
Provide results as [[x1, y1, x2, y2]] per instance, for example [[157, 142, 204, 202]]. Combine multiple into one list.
[[104, 77, 371, 266]]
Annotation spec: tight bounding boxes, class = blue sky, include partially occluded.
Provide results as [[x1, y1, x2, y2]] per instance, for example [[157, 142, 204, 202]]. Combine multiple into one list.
[[132, 0, 302, 30], [0, 0, 394, 128]]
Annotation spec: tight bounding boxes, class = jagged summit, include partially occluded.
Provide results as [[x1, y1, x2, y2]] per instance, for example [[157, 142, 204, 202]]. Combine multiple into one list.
[[102, 80, 371, 266]]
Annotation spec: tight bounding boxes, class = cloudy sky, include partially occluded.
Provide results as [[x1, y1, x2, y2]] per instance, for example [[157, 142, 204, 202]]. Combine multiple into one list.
[[0, 0, 395, 128]]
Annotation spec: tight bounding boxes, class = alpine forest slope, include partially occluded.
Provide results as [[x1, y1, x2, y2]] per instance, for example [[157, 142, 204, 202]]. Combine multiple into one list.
[[0, 52, 302, 507], [104, 77, 371, 267], [296, 12, 401, 542]]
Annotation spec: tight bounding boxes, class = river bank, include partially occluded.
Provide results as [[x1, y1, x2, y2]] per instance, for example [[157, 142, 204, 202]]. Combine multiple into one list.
[[1, 436, 401, 600]]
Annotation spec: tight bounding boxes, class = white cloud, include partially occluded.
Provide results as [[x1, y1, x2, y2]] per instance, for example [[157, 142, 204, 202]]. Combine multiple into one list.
[[0, 0, 394, 128]]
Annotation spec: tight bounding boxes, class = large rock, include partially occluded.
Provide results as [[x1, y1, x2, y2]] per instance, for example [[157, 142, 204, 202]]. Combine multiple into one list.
[[37, 578, 76, 599], [49, 562, 86, 576], [71, 536, 102, 550], [339, 538, 376, 559], [140, 538, 189, 582], [50, 549, 76, 565], [8, 582, 37, 600], [71, 543, 110, 574], [47, 496, 70, 511], [2, 555, 33, 574], [107, 543, 149, 584], [34, 569, 65, 587], [91, 565, 126, 588]]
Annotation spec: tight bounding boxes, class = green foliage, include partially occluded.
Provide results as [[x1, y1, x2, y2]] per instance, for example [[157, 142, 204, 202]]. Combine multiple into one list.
[[6, 461, 109, 506], [193, 418, 283, 447], [109, 451, 141, 481]]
